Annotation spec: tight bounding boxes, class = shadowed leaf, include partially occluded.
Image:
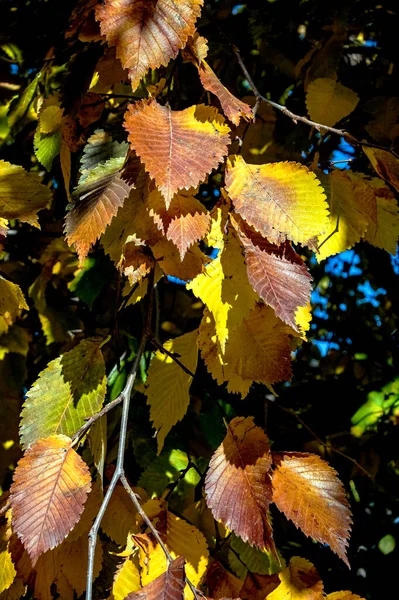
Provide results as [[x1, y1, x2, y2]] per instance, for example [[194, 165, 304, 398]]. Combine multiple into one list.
[[306, 78, 358, 128], [126, 555, 185, 600]]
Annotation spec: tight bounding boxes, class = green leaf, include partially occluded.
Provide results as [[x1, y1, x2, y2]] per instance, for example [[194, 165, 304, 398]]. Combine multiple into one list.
[[20, 337, 106, 448], [34, 127, 61, 171], [378, 534, 395, 555], [351, 378, 399, 437], [138, 448, 196, 498], [228, 534, 278, 579], [68, 255, 114, 309], [7, 71, 41, 130]]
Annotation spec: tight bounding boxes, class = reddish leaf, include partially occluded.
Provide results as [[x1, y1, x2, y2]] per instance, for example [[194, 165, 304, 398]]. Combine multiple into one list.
[[10, 435, 91, 565], [233, 216, 312, 330], [126, 555, 185, 600], [96, 0, 203, 91], [124, 100, 230, 207], [205, 416, 274, 551], [272, 452, 352, 566], [206, 561, 243, 600]]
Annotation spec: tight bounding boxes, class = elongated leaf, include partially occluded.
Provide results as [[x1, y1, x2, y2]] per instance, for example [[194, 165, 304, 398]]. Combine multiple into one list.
[[326, 593, 365, 600], [363, 146, 399, 193], [124, 100, 230, 206], [0, 510, 16, 595], [10, 434, 91, 565], [20, 338, 106, 449], [126, 555, 185, 600], [205, 416, 274, 550], [272, 452, 352, 566], [110, 558, 141, 600], [146, 330, 199, 454], [96, 0, 203, 90], [225, 156, 328, 248], [362, 177, 399, 254], [306, 78, 358, 128], [267, 556, 324, 600], [0, 160, 52, 226], [0, 278, 29, 335]]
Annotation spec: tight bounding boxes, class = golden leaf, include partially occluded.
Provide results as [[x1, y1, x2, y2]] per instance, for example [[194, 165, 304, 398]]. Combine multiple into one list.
[[306, 78, 359, 128], [0, 278, 29, 336], [363, 146, 399, 193], [266, 556, 324, 600]]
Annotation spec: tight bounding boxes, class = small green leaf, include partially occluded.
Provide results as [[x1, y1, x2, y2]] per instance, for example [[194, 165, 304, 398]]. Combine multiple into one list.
[[378, 534, 395, 555]]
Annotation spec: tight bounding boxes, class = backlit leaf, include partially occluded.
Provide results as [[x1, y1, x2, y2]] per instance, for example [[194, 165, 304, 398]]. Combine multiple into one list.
[[306, 78, 359, 128], [152, 239, 207, 281], [198, 305, 292, 398], [272, 452, 352, 565], [20, 337, 106, 448], [266, 556, 323, 600], [225, 155, 328, 248], [101, 484, 147, 545], [124, 100, 230, 206], [363, 146, 399, 193], [0, 278, 29, 336], [146, 330, 199, 454], [326, 593, 365, 600], [126, 555, 186, 600], [96, 0, 203, 91], [110, 557, 141, 600], [205, 416, 274, 551], [10, 434, 91, 565], [0, 160, 52, 226], [0, 510, 16, 595], [362, 178, 399, 254]]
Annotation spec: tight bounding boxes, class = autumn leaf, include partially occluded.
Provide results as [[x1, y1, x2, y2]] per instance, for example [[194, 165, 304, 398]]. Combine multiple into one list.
[[124, 100, 230, 206], [266, 556, 324, 600], [233, 215, 312, 330], [272, 452, 352, 565], [0, 278, 29, 336], [101, 484, 148, 545], [145, 330, 199, 454], [0, 160, 52, 226], [326, 593, 366, 600], [10, 434, 91, 565], [237, 98, 276, 165], [96, 0, 203, 91], [205, 416, 275, 551], [110, 557, 141, 600], [0, 510, 16, 595], [225, 155, 328, 248], [20, 337, 106, 448], [306, 78, 359, 128], [79, 130, 129, 183], [65, 156, 132, 263], [152, 238, 208, 281], [126, 555, 186, 600], [228, 534, 281, 578], [363, 146, 399, 193], [362, 177, 399, 254], [34, 96, 63, 171], [198, 305, 292, 398], [148, 188, 210, 260], [206, 561, 243, 600]]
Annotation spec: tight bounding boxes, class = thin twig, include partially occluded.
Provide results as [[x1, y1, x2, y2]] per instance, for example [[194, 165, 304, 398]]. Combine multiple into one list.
[[72, 394, 124, 446], [150, 336, 196, 377], [233, 45, 399, 157]]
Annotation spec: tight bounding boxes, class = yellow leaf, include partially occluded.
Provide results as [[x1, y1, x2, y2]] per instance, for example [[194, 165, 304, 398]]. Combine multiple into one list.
[[363, 145, 399, 193], [306, 78, 359, 128], [0, 277, 29, 336], [39, 104, 63, 135], [0, 577, 25, 600], [362, 178, 399, 254], [187, 230, 257, 353], [295, 304, 312, 340], [101, 484, 148, 546], [198, 304, 293, 399], [146, 330, 199, 454], [109, 557, 141, 600], [317, 171, 370, 261], [266, 557, 324, 600], [152, 239, 208, 282], [0, 160, 52, 226], [0, 510, 16, 595], [225, 155, 328, 248], [326, 593, 366, 600], [0, 325, 30, 361]]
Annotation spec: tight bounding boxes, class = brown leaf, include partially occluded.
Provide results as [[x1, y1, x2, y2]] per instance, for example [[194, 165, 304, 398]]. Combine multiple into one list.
[[10, 435, 91, 565], [124, 100, 230, 206], [205, 416, 274, 551], [326, 593, 366, 600], [267, 556, 324, 600], [272, 452, 352, 566], [240, 572, 280, 600], [126, 555, 186, 600], [363, 146, 399, 193], [96, 0, 203, 91], [206, 561, 243, 600]]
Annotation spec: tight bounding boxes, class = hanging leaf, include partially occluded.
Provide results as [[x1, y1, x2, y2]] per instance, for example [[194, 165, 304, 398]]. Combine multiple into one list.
[[206, 561, 243, 600], [152, 239, 207, 281], [96, 0, 203, 91], [101, 484, 148, 545], [362, 177, 399, 254], [124, 100, 230, 207], [0, 160, 52, 226], [326, 593, 365, 600], [34, 96, 63, 171], [363, 146, 399, 193], [198, 305, 292, 398], [20, 337, 106, 448], [225, 155, 328, 248], [306, 78, 359, 127], [272, 452, 352, 566], [110, 557, 141, 600], [266, 556, 324, 600], [205, 416, 274, 551], [126, 555, 186, 600], [0, 510, 16, 595], [0, 278, 29, 336], [10, 434, 91, 565], [146, 330, 199, 454]]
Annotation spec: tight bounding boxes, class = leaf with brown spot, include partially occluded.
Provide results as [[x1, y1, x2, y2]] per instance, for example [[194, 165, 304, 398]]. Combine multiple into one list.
[[96, 0, 203, 91], [126, 555, 186, 600], [205, 416, 275, 552], [10, 435, 91, 565], [124, 100, 230, 207], [267, 556, 324, 600], [363, 146, 399, 193], [272, 452, 352, 566]]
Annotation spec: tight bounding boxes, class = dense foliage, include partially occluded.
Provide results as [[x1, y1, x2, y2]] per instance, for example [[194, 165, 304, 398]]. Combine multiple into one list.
[[1, 1, 398, 599]]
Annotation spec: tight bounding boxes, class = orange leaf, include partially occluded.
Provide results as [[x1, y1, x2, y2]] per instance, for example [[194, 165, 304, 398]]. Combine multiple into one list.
[[198, 60, 253, 126], [126, 555, 186, 600], [96, 0, 203, 91], [266, 556, 324, 600], [148, 188, 210, 259], [124, 100, 230, 207], [152, 238, 207, 281], [10, 435, 91, 565], [272, 452, 352, 566], [326, 593, 365, 600], [363, 146, 399, 193], [233, 216, 312, 330], [205, 416, 275, 551], [206, 561, 243, 600]]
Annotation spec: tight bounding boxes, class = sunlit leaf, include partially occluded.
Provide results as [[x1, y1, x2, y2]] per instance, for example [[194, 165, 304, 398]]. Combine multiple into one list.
[[146, 330, 199, 454], [10, 434, 91, 565], [362, 178, 399, 254], [101, 484, 148, 545], [126, 555, 186, 600], [0, 510, 16, 595], [306, 78, 358, 128], [0, 278, 29, 336], [266, 556, 324, 600], [110, 557, 141, 600], [124, 100, 230, 207], [205, 416, 274, 551], [325, 593, 366, 600], [272, 452, 352, 565]]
